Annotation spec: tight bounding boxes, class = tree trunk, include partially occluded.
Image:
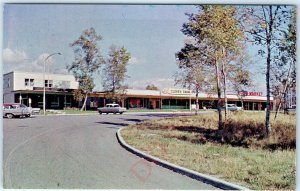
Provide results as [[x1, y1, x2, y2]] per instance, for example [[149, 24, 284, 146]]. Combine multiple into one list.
[[241, 99, 244, 110], [195, 88, 199, 115], [275, 100, 282, 116], [275, 59, 293, 119], [265, 6, 272, 135], [215, 60, 223, 130], [221, 49, 228, 120], [81, 93, 88, 111], [265, 54, 271, 135]]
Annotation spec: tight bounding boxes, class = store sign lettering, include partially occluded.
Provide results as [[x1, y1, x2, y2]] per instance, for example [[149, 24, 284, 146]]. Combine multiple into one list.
[[162, 89, 191, 95], [239, 91, 263, 96]]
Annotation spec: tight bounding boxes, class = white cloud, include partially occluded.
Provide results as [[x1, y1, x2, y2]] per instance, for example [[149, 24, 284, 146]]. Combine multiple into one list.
[[31, 53, 56, 71], [128, 56, 142, 65], [2, 48, 28, 63], [14, 53, 55, 73], [129, 78, 179, 90], [2, 49, 64, 74]]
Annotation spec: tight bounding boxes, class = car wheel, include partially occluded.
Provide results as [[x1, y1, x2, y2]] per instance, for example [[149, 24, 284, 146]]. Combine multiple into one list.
[[6, 113, 14, 119], [99, 111, 102, 115], [106, 113, 109, 114], [120, 112, 123, 114], [26, 114, 31, 117]]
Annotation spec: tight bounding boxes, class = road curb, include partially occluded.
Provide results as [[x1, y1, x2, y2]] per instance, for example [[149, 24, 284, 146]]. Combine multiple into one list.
[[117, 127, 251, 191]]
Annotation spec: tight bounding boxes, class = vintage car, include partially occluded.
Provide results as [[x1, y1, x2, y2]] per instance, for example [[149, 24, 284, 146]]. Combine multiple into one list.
[[222, 104, 243, 111], [31, 108, 41, 114], [97, 104, 127, 114], [284, 105, 296, 114], [3, 103, 32, 119]]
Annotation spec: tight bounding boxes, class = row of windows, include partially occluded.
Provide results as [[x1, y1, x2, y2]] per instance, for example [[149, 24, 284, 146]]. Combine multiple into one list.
[[4, 77, 72, 89], [24, 78, 70, 88]]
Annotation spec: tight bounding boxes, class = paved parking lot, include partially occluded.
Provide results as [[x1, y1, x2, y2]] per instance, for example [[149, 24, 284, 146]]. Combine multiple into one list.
[[3, 114, 218, 189]]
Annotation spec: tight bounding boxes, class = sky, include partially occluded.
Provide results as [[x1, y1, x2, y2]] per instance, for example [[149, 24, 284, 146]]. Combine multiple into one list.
[[2, 3, 293, 94], [3, 4, 201, 91]]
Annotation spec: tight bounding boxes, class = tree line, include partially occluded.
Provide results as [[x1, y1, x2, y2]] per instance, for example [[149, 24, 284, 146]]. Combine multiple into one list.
[[175, 5, 296, 135]]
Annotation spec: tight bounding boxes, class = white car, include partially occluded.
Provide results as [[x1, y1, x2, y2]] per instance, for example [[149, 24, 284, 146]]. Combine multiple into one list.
[[223, 104, 242, 111], [285, 105, 296, 114], [97, 104, 127, 114], [3, 103, 32, 119]]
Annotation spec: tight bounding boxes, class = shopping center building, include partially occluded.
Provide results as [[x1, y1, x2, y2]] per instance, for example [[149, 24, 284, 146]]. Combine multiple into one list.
[[3, 71, 273, 111], [87, 89, 273, 111]]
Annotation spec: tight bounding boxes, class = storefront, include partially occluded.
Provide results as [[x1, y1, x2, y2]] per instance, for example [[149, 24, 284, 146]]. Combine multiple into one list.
[[12, 89, 76, 109], [86, 89, 273, 111]]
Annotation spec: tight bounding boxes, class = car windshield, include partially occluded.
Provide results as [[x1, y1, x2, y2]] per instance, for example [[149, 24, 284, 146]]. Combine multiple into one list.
[[11, 105, 19, 109]]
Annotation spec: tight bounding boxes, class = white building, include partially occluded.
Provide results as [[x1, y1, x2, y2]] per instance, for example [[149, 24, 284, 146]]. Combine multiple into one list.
[[3, 71, 78, 109]]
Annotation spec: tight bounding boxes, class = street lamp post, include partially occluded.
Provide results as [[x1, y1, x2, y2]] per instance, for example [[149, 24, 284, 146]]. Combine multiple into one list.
[[43, 52, 62, 115]]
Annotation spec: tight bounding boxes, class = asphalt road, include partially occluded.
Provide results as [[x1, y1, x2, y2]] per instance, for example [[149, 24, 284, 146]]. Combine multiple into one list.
[[3, 113, 218, 189]]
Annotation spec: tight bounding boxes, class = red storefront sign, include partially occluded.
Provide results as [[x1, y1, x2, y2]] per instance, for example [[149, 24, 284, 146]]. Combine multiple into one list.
[[239, 91, 263, 96]]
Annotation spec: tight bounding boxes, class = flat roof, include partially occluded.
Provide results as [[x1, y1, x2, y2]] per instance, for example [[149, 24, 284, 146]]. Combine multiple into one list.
[[3, 70, 74, 77]]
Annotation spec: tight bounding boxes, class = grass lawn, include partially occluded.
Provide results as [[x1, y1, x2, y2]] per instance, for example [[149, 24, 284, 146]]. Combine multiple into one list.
[[121, 112, 295, 190]]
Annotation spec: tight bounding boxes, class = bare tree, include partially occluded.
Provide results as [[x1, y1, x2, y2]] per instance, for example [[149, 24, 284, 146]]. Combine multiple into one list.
[[242, 5, 292, 134], [180, 5, 243, 128], [102, 45, 131, 104]]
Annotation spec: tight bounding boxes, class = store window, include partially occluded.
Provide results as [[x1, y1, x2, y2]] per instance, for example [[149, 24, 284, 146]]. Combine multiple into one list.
[[25, 79, 29, 86], [49, 80, 53, 88], [25, 78, 34, 87], [45, 80, 53, 88], [30, 79, 34, 86]]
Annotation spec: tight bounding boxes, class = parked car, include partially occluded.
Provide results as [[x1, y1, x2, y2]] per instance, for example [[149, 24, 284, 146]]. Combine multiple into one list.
[[31, 108, 41, 115], [284, 105, 296, 114], [97, 104, 127, 114], [222, 104, 243, 111], [3, 103, 32, 119]]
